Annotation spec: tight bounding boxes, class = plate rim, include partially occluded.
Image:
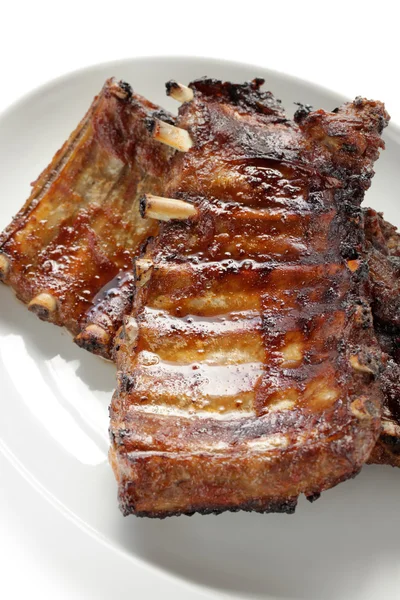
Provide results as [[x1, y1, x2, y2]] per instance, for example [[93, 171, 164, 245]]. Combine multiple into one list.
[[0, 54, 399, 137]]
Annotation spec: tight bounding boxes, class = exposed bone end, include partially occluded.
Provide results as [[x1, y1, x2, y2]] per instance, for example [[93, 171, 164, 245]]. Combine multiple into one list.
[[166, 80, 194, 103], [123, 316, 139, 347], [74, 324, 111, 356], [135, 259, 153, 288], [350, 397, 374, 420], [0, 253, 10, 280], [109, 80, 133, 101], [28, 292, 58, 321], [150, 119, 193, 152], [382, 418, 400, 438], [349, 354, 375, 375], [140, 194, 198, 222]]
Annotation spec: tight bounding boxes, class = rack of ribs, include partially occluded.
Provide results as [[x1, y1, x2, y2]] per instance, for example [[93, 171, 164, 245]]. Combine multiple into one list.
[[364, 208, 400, 466], [109, 78, 389, 517], [0, 78, 174, 359]]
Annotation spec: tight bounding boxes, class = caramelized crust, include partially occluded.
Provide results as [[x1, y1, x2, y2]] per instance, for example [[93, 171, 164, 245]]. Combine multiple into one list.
[[0, 79, 173, 358], [110, 79, 388, 517]]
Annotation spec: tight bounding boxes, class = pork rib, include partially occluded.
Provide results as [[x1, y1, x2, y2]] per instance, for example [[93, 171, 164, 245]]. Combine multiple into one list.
[[0, 79, 173, 359], [110, 79, 388, 517], [364, 208, 400, 466]]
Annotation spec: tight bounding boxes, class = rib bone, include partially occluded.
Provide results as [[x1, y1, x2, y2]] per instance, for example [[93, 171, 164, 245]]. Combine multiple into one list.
[[109, 80, 132, 100], [151, 119, 193, 152], [75, 324, 111, 351], [140, 194, 198, 222], [123, 316, 139, 346], [135, 259, 153, 288], [28, 293, 58, 320], [166, 80, 194, 103], [350, 354, 375, 374]]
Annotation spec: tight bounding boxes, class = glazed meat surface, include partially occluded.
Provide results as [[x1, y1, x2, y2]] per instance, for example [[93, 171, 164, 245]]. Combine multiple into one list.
[[0, 79, 173, 359], [110, 79, 388, 517], [364, 208, 400, 466]]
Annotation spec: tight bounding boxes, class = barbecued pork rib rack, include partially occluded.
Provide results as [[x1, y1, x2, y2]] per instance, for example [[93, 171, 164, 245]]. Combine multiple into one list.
[[0, 78, 174, 359], [110, 78, 388, 518], [70, 203, 400, 472], [364, 208, 400, 467]]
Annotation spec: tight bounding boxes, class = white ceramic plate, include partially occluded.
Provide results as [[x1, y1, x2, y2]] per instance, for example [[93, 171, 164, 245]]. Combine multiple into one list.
[[0, 57, 399, 600]]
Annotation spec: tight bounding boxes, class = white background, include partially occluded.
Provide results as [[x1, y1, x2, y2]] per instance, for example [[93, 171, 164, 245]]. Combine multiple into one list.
[[1, 1, 399, 123], [0, 1, 398, 598]]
